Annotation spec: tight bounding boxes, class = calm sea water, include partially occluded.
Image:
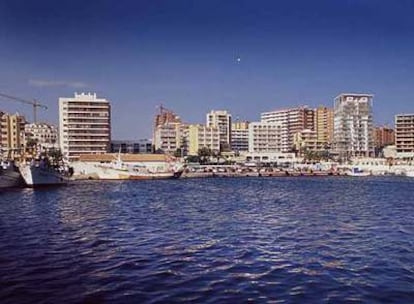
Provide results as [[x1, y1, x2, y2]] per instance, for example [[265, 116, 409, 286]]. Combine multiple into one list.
[[1, 176, 413, 303]]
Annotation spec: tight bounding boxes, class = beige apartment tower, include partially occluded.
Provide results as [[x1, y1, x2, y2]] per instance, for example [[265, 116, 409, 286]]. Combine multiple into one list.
[[395, 114, 414, 159], [0, 112, 26, 159], [188, 124, 220, 156], [59, 93, 111, 161], [206, 110, 232, 151], [248, 122, 283, 153], [315, 106, 334, 146], [153, 122, 183, 154]]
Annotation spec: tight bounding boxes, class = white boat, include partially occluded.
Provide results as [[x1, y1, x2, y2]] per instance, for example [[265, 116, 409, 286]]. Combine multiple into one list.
[[94, 154, 183, 180], [0, 161, 24, 189], [19, 162, 67, 187], [346, 167, 371, 177], [405, 171, 414, 177]]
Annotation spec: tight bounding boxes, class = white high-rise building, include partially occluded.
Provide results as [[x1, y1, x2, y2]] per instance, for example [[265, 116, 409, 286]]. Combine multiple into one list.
[[206, 110, 232, 151], [333, 93, 374, 159], [248, 122, 283, 153], [59, 92, 111, 161]]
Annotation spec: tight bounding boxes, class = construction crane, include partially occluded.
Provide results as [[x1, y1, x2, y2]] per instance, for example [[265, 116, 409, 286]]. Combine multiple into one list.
[[0, 92, 47, 123]]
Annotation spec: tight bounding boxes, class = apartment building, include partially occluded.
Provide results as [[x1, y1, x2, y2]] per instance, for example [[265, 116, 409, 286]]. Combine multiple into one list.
[[374, 126, 394, 149], [315, 106, 334, 146], [260, 106, 315, 152], [248, 122, 283, 153], [153, 122, 183, 154], [0, 112, 26, 159], [25, 122, 59, 152], [395, 114, 414, 159], [333, 93, 374, 159], [206, 110, 232, 151], [59, 92, 111, 161], [231, 121, 249, 152], [293, 129, 325, 156], [188, 124, 220, 156]]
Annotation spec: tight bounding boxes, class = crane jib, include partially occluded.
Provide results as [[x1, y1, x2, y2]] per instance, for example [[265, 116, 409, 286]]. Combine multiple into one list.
[[0, 92, 47, 123]]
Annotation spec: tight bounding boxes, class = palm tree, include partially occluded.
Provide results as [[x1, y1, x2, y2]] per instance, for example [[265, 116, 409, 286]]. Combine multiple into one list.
[[198, 147, 212, 164]]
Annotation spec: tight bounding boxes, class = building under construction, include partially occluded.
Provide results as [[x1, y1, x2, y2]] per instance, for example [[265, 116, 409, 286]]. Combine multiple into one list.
[[333, 93, 374, 160], [152, 106, 183, 154]]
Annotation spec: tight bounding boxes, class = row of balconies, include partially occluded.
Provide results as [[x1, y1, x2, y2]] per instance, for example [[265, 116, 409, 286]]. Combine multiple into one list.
[[66, 114, 109, 119], [64, 143, 108, 148], [63, 124, 109, 129], [66, 130, 109, 135], [67, 136, 109, 140], [66, 119, 109, 123], [65, 101, 109, 106]]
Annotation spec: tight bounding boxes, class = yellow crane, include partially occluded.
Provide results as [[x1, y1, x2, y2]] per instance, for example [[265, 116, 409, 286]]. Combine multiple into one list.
[[0, 92, 47, 123]]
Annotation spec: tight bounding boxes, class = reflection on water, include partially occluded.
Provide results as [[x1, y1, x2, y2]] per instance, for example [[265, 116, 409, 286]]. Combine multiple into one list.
[[1, 177, 414, 303]]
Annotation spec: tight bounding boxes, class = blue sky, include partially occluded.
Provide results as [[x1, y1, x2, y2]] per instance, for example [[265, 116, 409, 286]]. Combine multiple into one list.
[[0, 0, 413, 139]]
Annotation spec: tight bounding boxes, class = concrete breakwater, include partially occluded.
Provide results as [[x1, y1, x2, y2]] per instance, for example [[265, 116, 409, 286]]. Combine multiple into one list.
[[180, 166, 338, 179]]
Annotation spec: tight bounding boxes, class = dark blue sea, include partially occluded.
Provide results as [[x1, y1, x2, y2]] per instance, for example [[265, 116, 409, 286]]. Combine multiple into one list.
[[1, 176, 413, 303]]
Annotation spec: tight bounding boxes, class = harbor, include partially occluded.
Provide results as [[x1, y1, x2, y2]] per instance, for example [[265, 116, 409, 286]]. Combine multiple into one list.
[[2, 1, 414, 302], [2, 153, 414, 191]]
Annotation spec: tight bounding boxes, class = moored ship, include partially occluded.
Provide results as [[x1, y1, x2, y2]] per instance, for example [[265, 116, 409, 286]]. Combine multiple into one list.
[[71, 153, 184, 181], [94, 155, 183, 180], [19, 161, 68, 187], [0, 161, 25, 189]]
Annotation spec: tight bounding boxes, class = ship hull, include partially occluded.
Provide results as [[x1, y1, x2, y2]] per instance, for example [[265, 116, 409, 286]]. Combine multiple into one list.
[[94, 165, 182, 180], [19, 165, 67, 187], [0, 166, 24, 189]]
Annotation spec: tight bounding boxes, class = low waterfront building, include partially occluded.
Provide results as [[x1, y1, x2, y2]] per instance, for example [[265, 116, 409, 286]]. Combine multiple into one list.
[[383, 145, 397, 159], [395, 114, 414, 159], [59, 92, 111, 162], [245, 152, 296, 164], [248, 122, 283, 153], [111, 139, 152, 154]]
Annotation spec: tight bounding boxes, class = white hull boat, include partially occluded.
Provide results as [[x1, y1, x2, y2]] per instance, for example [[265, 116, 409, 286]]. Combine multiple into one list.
[[346, 167, 371, 177], [405, 171, 414, 177], [95, 164, 183, 180], [94, 154, 183, 180], [19, 164, 67, 187]]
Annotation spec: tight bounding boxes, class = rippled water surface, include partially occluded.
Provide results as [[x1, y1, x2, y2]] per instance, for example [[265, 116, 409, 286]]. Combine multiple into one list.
[[1, 176, 414, 303]]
